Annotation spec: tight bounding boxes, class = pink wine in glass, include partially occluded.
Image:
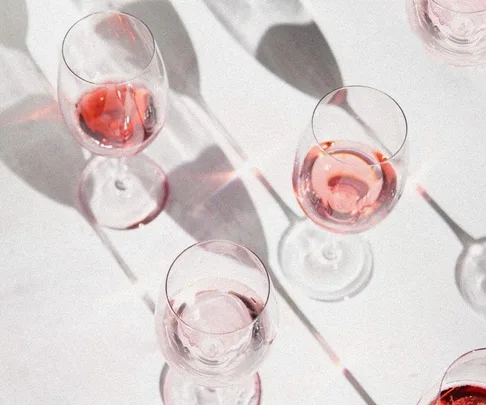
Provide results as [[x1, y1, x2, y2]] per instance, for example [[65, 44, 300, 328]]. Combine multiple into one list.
[[438, 385, 486, 405], [76, 83, 158, 155], [157, 278, 274, 387], [294, 140, 398, 234]]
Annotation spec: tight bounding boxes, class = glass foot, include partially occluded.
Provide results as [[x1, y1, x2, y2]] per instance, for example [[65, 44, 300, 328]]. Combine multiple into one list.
[[278, 219, 373, 301], [160, 366, 261, 405], [79, 155, 168, 229]]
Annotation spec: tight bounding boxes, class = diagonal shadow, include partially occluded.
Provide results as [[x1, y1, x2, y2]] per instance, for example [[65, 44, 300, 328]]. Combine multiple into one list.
[[417, 185, 486, 317], [0, 33, 154, 311], [202, 0, 343, 99], [122, 1, 200, 100], [165, 145, 268, 263], [1, 0, 28, 52], [256, 21, 342, 99], [121, 3, 270, 259], [0, 0, 82, 205], [0, 94, 84, 207], [0, 0, 50, 81], [0, 80, 158, 312]]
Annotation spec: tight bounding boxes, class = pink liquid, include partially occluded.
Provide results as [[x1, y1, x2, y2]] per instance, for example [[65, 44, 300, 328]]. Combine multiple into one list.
[[156, 279, 275, 387], [294, 140, 398, 234], [75, 83, 159, 155]]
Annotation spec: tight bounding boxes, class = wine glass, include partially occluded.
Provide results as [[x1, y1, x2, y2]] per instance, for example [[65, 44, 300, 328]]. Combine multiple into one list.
[[407, 0, 486, 66], [58, 11, 169, 229], [279, 85, 408, 301], [155, 240, 278, 405], [417, 348, 486, 405]]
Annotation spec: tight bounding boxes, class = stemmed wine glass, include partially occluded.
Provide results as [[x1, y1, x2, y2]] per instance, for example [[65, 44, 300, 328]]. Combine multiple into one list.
[[408, 0, 486, 66], [155, 240, 278, 405], [279, 85, 408, 301], [417, 348, 486, 405], [58, 11, 169, 229]]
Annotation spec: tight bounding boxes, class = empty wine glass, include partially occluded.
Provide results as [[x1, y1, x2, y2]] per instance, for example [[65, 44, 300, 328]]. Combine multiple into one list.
[[408, 0, 486, 65], [155, 240, 278, 405], [417, 348, 486, 405], [279, 86, 408, 301], [58, 11, 169, 229]]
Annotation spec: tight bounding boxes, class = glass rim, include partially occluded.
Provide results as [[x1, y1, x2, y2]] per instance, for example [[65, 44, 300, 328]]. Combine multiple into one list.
[[311, 85, 408, 168], [61, 11, 157, 86], [439, 347, 486, 392], [163, 239, 272, 336], [431, 0, 486, 14]]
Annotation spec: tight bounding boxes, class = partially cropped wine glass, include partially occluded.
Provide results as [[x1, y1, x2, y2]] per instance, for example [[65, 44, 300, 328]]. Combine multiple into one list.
[[58, 11, 169, 229], [155, 240, 278, 405], [417, 348, 486, 405], [279, 85, 408, 301], [408, 0, 486, 66]]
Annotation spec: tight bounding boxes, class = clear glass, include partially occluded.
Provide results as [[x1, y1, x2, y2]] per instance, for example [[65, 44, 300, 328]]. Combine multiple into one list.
[[408, 0, 486, 66], [279, 85, 408, 301], [58, 11, 169, 229], [417, 348, 486, 405], [155, 240, 278, 405]]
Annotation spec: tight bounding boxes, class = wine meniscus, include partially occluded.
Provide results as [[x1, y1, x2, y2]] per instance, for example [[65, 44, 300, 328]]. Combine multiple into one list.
[[294, 140, 398, 234]]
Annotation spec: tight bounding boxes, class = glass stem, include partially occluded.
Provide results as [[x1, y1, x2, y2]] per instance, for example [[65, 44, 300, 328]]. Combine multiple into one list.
[[321, 234, 339, 261], [114, 157, 129, 191], [195, 386, 218, 403]]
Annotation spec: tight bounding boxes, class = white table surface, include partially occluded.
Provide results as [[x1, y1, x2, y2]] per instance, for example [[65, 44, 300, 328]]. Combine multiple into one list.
[[1, 0, 484, 404]]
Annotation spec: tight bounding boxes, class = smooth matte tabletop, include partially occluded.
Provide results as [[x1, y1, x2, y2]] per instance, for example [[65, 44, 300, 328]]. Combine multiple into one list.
[[0, 0, 484, 404]]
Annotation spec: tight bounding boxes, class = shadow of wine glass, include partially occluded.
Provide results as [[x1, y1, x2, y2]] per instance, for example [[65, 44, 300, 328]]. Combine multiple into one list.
[[1, 0, 28, 52], [255, 21, 342, 99], [155, 93, 270, 269], [117, 1, 273, 285], [455, 236, 486, 316], [202, 0, 343, 99], [417, 185, 486, 317], [121, 1, 201, 102], [0, 94, 85, 207], [165, 144, 268, 262], [0, 0, 84, 207], [158, 363, 169, 403]]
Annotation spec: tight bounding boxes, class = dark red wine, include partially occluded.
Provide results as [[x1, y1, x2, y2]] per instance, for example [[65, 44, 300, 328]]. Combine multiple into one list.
[[294, 140, 398, 234], [439, 385, 486, 405], [76, 83, 156, 151]]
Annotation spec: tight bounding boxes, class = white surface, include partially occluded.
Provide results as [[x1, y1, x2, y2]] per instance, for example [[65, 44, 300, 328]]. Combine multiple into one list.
[[1, 0, 485, 404]]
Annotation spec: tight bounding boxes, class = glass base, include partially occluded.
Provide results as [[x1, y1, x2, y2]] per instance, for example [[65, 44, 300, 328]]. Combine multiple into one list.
[[159, 366, 261, 405], [79, 155, 168, 230], [278, 219, 373, 301], [456, 239, 486, 316]]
